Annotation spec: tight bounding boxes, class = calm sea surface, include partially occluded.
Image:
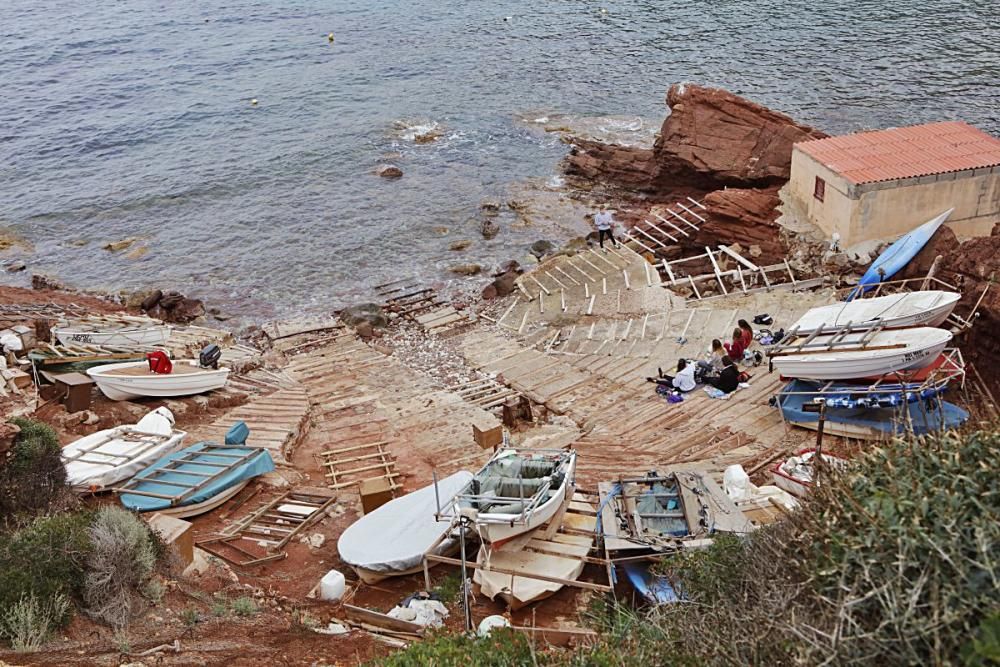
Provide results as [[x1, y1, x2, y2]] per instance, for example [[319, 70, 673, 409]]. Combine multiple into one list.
[[2, 0, 997, 319]]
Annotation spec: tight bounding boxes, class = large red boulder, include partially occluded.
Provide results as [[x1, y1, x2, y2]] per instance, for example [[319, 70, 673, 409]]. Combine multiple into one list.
[[695, 187, 785, 263]]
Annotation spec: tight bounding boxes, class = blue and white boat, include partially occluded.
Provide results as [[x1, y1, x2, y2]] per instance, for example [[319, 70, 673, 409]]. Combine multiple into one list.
[[777, 379, 969, 440], [117, 422, 275, 518], [847, 208, 952, 300]]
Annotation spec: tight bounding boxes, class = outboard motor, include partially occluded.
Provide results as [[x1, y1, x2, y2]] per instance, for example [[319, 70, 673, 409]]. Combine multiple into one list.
[[199, 344, 221, 369]]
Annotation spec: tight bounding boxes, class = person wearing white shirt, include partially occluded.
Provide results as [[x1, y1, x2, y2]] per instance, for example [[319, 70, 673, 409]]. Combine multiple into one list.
[[647, 358, 697, 392], [593, 204, 619, 250]]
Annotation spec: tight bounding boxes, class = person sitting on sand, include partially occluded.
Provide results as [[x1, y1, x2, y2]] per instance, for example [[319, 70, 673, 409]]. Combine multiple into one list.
[[697, 339, 726, 378], [593, 204, 620, 250], [705, 355, 740, 394], [647, 358, 696, 392]]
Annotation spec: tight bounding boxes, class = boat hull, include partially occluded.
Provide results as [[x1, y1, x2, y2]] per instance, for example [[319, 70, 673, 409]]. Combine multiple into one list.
[[63, 427, 187, 492], [153, 480, 249, 518], [55, 325, 170, 349], [849, 209, 952, 298], [87, 360, 229, 400], [771, 328, 951, 380], [793, 291, 960, 335]]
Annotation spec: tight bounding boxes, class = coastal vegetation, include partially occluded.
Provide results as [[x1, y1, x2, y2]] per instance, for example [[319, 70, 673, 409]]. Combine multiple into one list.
[[0, 418, 167, 652], [377, 427, 1000, 666]]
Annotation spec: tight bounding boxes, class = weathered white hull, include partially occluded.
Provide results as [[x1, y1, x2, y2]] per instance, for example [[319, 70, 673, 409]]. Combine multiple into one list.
[[153, 480, 249, 518], [87, 360, 229, 401], [476, 455, 577, 548], [792, 291, 960, 334], [771, 328, 951, 380], [54, 325, 170, 349], [63, 428, 187, 492]]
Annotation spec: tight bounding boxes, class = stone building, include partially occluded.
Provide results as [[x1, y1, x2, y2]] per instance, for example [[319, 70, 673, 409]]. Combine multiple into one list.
[[786, 121, 1000, 247]]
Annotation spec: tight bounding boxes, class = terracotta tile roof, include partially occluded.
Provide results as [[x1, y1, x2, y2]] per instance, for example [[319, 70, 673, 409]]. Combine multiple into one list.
[[795, 121, 1000, 185]]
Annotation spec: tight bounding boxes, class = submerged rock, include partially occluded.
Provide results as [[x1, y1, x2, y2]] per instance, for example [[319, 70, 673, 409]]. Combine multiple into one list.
[[103, 237, 138, 252], [529, 239, 556, 259], [340, 303, 388, 329], [449, 263, 482, 276], [480, 219, 500, 240], [31, 273, 66, 291], [5, 261, 26, 273], [377, 164, 403, 179], [482, 271, 519, 299]]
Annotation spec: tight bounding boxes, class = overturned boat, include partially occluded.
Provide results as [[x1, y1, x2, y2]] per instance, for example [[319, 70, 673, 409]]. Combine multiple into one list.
[[62, 407, 186, 492], [769, 327, 952, 380], [337, 471, 473, 584], [54, 318, 170, 349], [446, 448, 576, 549], [116, 422, 274, 518], [791, 290, 960, 335], [87, 347, 229, 401]]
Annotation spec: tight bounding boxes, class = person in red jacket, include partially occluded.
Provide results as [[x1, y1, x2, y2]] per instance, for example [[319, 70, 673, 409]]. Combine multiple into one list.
[[737, 319, 754, 350], [724, 327, 746, 360]]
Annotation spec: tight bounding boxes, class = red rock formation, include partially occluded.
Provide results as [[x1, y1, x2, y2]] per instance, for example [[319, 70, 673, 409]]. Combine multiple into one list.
[[695, 187, 785, 263], [565, 84, 827, 193]]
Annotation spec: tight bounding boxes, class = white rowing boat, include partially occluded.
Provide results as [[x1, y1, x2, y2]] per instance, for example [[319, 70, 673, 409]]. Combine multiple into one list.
[[791, 290, 960, 335], [54, 322, 170, 349], [449, 448, 576, 549], [337, 471, 473, 584], [87, 359, 229, 401], [61, 407, 186, 492], [770, 327, 951, 380]]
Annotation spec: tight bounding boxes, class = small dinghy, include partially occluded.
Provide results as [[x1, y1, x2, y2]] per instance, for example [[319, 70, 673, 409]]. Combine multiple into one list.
[[62, 407, 186, 492], [87, 346, 229, 401], [337, 471, 473, 584], [792, 290, 960, 335], [777, 379, 969, 440], [54, 318, 170, 349], [117, 422, 274, 518], [769, 327, 952, 380], [448, 448, 576, 548], [770, 449, 849, 497], [473, 493, 596, 610], [847, 208, 952, 299]]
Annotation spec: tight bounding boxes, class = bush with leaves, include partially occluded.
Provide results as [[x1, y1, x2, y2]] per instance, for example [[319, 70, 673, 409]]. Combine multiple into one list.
[[0, 417, 67, 518], [83, 506, 158, 629], [0, 592, 70, 652], [0, 511, 92, 627]]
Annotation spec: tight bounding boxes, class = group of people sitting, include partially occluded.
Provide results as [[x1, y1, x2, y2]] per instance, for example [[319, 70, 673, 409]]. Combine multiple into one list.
[[648, 319, 756, 396]]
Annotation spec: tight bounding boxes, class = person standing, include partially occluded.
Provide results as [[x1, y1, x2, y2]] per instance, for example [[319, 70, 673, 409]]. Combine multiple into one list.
[[593, 204, 619, 250]]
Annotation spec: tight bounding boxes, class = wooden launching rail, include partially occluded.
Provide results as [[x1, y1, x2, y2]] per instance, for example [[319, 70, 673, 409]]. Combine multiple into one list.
[[113, 445, 266, 505], [768, 320, 889, 357], [319, 440, 401, 492], [621, 197, 705, 257], [659, 245, 826, 301], [197, 489, 337, 566], [446, 376, 522, 409], [375, 278, 468, 333], [61, 430, 173, 469]]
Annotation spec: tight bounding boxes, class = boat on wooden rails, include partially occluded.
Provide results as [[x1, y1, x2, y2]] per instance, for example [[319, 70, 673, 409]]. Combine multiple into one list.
[[87, 345, 229, 400], [791, 290, 960, 334], [441, 448, 576, 549]]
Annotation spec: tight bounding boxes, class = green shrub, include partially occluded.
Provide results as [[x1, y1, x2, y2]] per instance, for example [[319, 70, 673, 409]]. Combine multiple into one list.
[[0, 418, 67, 517], [0, 592, 69, 652], [83, 506, 157, 629], [378, 628, 542, 667], [0, 511, 92, 626], [230, 596, 258, 617], [180, 606, 200, 628]]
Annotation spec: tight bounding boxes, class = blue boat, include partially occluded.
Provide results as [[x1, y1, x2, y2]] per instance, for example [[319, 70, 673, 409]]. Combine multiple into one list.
[[778, 379, 968, 440], [621, 562, 680, 605], [847, 208, 952, 300], [118, 421, 275, 517]]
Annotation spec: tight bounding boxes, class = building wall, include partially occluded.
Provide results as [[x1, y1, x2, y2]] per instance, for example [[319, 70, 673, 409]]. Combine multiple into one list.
[[787, 150, 855, 242], [852, 168, 1000, 242], [788, 147, 1000, 246]]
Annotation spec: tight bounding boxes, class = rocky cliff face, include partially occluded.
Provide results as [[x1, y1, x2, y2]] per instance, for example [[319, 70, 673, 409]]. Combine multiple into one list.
[[563, 83, 826, 265], [564, 83, 826, 194]]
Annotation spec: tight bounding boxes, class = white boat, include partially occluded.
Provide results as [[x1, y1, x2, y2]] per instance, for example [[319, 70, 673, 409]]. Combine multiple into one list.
[[451, 448, 577, 549], [791, 290, 960, 335], [61, 407, 186, 492], [337, 471, 473, 584], [770, 327, 951, 380], [87, 359, 229, 401], [770, 449, 849, 497], [54, 321, 170, 349], [474, 493, 595, 610]]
